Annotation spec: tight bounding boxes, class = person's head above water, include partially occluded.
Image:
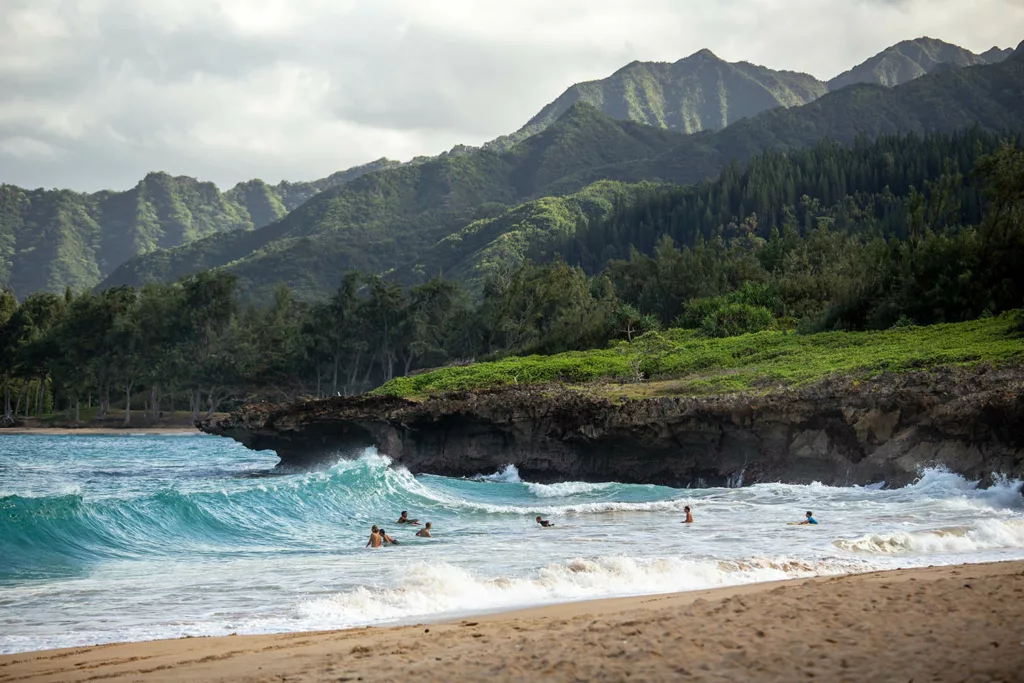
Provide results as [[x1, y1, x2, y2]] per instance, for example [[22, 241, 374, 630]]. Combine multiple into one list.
[[684, 506, 691, 512], [806, 511, 813, 518], [425, 522, 432, 529], [400, 511, 408, 518], [536, 516, 542, 521], [371, 525, 379, 533]]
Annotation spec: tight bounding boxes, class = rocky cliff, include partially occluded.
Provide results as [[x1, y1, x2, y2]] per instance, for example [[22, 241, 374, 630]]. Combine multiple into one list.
[[200, 365, 1024, 488]]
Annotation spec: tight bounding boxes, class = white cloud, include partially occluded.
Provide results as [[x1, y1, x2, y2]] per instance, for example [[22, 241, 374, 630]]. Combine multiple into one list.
[[0, 136, 61, 159], [0, 0, 1021, 191]]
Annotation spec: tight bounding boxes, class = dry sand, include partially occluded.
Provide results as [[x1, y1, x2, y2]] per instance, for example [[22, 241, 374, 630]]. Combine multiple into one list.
[[2, 561, 1023, 683]]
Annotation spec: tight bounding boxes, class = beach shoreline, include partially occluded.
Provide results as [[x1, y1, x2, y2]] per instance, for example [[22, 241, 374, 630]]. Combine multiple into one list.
[[3, 560, 1022, 682], [0, 426, 201, 435]]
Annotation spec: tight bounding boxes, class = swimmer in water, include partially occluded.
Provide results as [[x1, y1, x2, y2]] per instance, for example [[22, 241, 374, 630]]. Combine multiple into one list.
[[366, 525, 382, 548], [379, 527, 399, 545], [397, 511, 420, 525], [683, 506, 694, 524], [799, 511, 818, 525], [416, 522, 433, 538], [536, 516, 554, 528]]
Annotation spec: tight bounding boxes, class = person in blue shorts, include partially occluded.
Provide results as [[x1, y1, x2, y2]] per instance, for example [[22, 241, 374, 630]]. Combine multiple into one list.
[[800, 511, 818, 525]]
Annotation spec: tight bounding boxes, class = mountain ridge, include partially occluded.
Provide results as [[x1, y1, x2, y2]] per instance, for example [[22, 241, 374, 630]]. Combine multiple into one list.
[[0, 158, 403, 296], [100, 53, 1024, 300], [98, 102, 684, 299]]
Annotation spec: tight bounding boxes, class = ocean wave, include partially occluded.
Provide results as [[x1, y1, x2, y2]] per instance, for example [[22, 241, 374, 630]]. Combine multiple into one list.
[[471, 464, 522, 484], [296, 554, 870, 627], [834, 519, 1024, 554]]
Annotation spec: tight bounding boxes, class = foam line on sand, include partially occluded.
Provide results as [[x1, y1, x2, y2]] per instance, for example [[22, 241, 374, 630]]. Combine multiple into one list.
[[1, 561, 1022, 682]]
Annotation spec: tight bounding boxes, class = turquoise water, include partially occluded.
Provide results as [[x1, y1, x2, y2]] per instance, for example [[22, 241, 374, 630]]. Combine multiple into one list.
[[2, 434, 1023, 654]]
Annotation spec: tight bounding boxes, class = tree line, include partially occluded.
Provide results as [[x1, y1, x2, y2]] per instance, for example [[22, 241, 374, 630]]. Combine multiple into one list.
[[1, 132, 1021, 424]]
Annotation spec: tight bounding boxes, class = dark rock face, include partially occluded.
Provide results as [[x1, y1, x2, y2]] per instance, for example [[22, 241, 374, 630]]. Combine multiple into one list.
[[200, 366, 1024, 488]]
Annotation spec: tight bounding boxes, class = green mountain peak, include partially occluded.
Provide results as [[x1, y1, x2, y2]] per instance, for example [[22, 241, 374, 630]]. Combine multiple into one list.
[[826, 36, 989, 90], [484, 48, 829, 153]]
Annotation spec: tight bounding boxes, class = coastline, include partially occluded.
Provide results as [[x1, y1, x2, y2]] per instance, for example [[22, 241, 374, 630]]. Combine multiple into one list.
[[3, 560, 1022, 682], [0, 426, 201, 436]]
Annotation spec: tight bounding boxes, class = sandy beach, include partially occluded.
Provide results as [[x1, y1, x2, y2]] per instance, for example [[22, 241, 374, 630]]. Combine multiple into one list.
[[2, 561, 1022, 683]]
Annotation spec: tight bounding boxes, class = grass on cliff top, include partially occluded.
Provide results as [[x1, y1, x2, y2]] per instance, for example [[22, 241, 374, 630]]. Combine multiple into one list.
[[374, 312, 1024, 399]]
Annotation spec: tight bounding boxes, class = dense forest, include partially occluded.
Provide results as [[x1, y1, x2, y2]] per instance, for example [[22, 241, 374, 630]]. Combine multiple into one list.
[[1, 131, 1021, 425]]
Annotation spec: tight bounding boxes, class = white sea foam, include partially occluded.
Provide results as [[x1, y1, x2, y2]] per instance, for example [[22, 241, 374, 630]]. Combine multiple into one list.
[[526, 481, 616, 498], [472, 464, 523, 484], [296, 554, 872, 628], [834, 519, 1024, 554]]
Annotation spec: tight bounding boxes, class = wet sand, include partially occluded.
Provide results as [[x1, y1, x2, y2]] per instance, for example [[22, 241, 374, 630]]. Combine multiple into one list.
[[2, 560, 1022, 682]]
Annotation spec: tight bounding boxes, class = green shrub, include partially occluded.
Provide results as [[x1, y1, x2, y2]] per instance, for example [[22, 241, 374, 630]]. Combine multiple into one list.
[[700, 303, 774, 338]]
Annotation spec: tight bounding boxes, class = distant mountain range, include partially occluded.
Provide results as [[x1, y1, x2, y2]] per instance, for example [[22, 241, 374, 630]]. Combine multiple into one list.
[[826, 37, 1006, 90], [486, 37, 1013, 151], [0, 158, 402, 295], [0, 36, 1019, 298], [99, 42, 1024, 300]]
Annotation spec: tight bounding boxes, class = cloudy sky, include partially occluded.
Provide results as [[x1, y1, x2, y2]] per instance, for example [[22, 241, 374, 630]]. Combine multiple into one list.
[[1, 0, 1022, 192]]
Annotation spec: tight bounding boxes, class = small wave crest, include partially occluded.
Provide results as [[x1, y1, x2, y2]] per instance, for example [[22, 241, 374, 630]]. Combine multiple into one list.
[[525, 481, 616, 498], [834, 519, 1024, 554], [471, 465, 522, 484]]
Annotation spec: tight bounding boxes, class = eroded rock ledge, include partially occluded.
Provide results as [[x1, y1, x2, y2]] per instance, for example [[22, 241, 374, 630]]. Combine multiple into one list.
[[199, 365, 1024, 487]]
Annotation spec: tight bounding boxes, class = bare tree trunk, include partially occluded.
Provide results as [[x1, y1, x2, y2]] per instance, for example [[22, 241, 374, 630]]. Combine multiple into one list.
[[205, 386, 220, 418], [14, 382, 27, 418], [36, 376, 44, 416], [74, 396, 80, 425], [150, 385, 160, 422], [346, 348, 364, 396], [25, 381, 34, 418], [3, 378, 11, 420], [191, 386, 201, 424], [361, 354, 375, 390], [332, 353, 340, 395], [21, 381, 32, 418], [99, 380, 110, 418], [123, 383, 133, 426]]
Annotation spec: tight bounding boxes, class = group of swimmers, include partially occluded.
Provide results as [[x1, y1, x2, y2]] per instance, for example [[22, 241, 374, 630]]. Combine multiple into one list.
[[367, 507, 818, 546], [365, 511, 434, 548]]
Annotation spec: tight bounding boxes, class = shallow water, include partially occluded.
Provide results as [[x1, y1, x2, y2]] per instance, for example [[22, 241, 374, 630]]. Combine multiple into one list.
[[1, 434, 1022, 654]]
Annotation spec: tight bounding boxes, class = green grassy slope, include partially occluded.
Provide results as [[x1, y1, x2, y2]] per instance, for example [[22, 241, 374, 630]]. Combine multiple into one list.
[[375, 314, 1024, 399]]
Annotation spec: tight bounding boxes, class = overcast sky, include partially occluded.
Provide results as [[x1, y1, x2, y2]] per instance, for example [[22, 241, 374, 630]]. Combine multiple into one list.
[[1, 0, 1022, 192]]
